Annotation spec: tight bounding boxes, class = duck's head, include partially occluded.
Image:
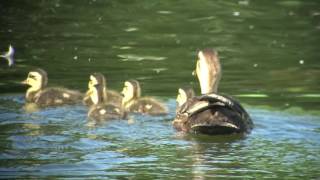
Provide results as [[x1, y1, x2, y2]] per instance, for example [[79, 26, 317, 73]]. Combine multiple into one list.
[[193, 49, 221, 94], [176, 87, 195, 107], [121, 79, 141, 105], [22, 68, 48, 91], [88, 72, 106, 88], [87, 73, 105, 105]]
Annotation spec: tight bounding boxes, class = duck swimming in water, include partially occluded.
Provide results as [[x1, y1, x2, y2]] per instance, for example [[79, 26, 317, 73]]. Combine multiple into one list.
[[83, 73, 122, 107], [121, 80, 168, 116], [87, 76, 126, 120], [173, 49, 253, 135], [21, 68, 83, 107]]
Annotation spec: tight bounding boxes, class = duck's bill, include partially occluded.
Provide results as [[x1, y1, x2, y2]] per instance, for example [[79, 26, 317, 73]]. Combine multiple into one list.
[[21, 79, 27, 84]]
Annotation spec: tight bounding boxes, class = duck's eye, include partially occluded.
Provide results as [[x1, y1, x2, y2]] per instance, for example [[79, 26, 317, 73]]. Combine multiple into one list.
[[28, 74, 36, 80]]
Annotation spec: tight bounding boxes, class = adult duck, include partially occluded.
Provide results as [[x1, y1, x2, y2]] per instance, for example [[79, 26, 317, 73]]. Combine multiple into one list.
[[173, 49, 253, 135]]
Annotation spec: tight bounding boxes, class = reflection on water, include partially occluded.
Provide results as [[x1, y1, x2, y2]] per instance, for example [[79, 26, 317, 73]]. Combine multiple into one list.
[[0, 96, 320, 179], [0, 0, 320, 179]]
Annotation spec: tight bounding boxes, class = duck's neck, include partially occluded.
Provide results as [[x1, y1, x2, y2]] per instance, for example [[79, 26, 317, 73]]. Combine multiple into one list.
[[102, 87, 108, 102], [26, 87, 41, 102], [199, 65, 221, 95], [200, 82, 219, 95], [90, 87, 105, 105], [122, 97, 137, 110], [91, 95, 103, 105]]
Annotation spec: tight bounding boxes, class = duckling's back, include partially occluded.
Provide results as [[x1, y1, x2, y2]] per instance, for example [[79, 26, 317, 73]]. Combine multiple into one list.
[[88, 103, 126, 120], [107, 90, 122, 107], [131, 97, 168, 115], [35, 87, 83, 107]]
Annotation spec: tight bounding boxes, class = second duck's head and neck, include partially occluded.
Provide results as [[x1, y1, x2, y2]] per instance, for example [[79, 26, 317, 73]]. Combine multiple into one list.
[[121, 80, 141, 109], [194, 49, 221, 94], [22, 68, 48, 100], [87, 73, 106, 105], [87, 73, 108, 103]]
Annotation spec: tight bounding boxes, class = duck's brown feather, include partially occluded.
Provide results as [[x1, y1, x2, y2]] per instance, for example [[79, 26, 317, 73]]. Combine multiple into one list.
[[88, 103, 126, 120], [173, 93, 253, 135], [30, 87, 83, 107], [128, 97, 168, 116]]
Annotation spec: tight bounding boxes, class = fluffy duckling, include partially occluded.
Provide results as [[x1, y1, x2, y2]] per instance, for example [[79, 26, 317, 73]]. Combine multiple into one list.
[[121, 80, 168, 115], [21, 68, 83, 107], [176, 87, 195, 113], [83, 73, 122, 107], [87, 78, 126, 120], [173, 49, 253, 135]]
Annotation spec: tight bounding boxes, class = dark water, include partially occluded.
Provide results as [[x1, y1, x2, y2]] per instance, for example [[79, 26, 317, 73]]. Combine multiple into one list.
[[0, 0, 320, 179]]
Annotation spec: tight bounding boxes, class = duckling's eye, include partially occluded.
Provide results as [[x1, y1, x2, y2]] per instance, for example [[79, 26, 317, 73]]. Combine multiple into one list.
[[28, 75, 36, 80]]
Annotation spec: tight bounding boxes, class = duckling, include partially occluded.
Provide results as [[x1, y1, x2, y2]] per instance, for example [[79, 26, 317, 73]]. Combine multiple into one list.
[[87, 78, 126, 120], [121, 80, 168, 115], [176, 87, 195, 113], [173, 49, 253, 135], [83, 73, 122, 107], [21, 68, 83, 107]]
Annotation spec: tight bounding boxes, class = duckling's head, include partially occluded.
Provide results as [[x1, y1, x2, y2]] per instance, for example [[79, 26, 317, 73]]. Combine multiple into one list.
[[121, 79, 141, 105], [176, 87, 195, 107], [88, 73, 106, 88], [88, 73, 107, 99], [194, 49, 221, 94], [22, 68, 48, 91], [88, 73, 106, 105]]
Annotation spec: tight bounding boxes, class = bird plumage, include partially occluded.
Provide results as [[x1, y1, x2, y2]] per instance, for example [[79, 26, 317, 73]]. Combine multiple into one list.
[[173, 49, 253, 135]]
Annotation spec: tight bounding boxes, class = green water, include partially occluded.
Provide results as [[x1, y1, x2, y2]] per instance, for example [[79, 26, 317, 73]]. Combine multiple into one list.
[[0, 0, 320, 179]]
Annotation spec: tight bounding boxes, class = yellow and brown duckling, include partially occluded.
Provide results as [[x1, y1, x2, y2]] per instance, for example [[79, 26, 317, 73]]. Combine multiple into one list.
[[121, 80, 168, 116], [173, 49, 253, 135], [176, 87, 195, 113], [87, 77, 126, 120], [83, 73, 122, 107], [21, 68, 83, 107]]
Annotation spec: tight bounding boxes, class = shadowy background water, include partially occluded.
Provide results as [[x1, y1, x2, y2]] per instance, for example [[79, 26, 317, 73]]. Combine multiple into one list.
[[0, 0, 319, 179]]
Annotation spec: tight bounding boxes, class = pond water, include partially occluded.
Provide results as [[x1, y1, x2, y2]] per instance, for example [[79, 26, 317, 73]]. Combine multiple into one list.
[[0, 0, 320, 179]]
